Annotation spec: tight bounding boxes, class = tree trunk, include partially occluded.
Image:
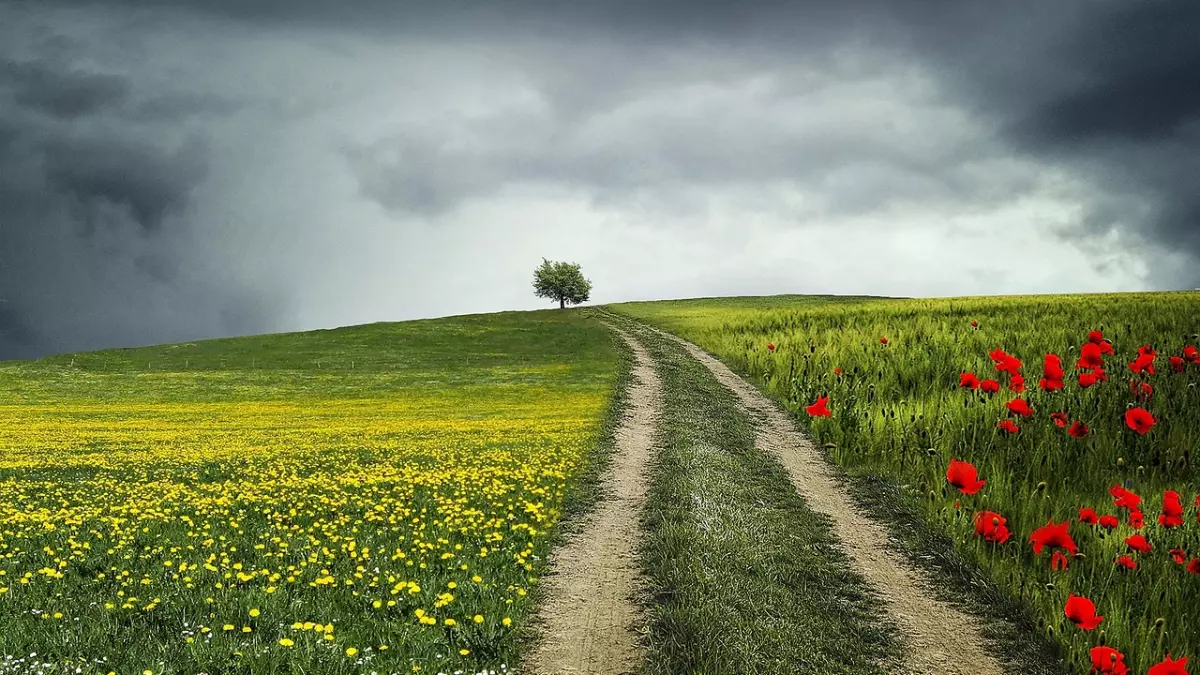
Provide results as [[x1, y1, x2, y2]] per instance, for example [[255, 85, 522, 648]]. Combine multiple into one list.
[[559, 297, 565, 309]]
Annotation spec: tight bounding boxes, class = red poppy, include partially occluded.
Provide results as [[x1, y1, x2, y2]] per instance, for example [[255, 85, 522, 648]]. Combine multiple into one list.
[[1115, 555, 1138, 570], [1169, 548, 1188, 565], [946, 459, 986, 495], [1005, 398, 1033, 418], [1030, 520, 1078, 556], [1068, 420, 1089, 438], [1094, 367, 1109, 382], [1043, 353, 1064, 380], [1130, 380, 1153, 401], [805, 396, 831, 418], [1148, 654, 1189, 675], [880, 336, 888, 345], [1040, 377, 1065, 391], [959, 372, 980, 389], [1090, 645, 1129, 675], [1128, 508, 1145, 529], [767, 343, 776, 352], [1185, 345, 1200, 363], [1099, 514, 1119, 529], [1188, 558, 1200, 575], [1078, 371, 1098, 388], [1125, 534, 1152, 553], [1050, 411, 1068, 428], [970, 320, 978, 328], [1110, 485, 1142, 509], [1078, 342, 1105, 369], [1064, 595, 1104, 630], [973, 510, 1010, 544], [1087, 330, 1105, 344], [1160, 490, 1184, 528], [997, 419, 1020, 434], [833, 367, 842, 375], [1079, 507, 1100, 525], [1169, 355, 1185, 373], [1051, 551, 1070, 571], [1099, 340, 1114, 355], [990, 348, 1023, 375], [1010, 374, 1026, 392], [980, 379, 1000, 393], [1125, 407, 1156, 435], [1130, 349, 1156, 375]]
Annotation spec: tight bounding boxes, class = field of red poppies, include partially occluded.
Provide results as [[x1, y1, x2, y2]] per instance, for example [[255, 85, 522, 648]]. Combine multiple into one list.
[[611, 292, 1200, 675]]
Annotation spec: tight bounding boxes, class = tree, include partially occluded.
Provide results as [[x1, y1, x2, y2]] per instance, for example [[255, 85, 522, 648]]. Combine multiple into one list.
[[532, 258, 592, 309]]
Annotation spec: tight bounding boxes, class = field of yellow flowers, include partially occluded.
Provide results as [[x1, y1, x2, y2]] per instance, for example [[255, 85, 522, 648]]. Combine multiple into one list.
[[0, 311, 620, 674]]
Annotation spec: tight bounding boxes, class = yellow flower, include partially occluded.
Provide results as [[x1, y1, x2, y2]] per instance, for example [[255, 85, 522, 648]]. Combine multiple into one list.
[[345, 647, 358, 657], [249, 608, 260, 617], [473, 614, 483, 623], [279, 638, 294, 647], [459, 649, 470, 656], [502, 617, 512, 627], [222, 624, 234, 631]]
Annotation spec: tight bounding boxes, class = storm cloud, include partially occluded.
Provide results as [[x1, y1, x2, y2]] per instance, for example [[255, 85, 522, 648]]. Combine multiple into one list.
[[1, 0, 1196, 358]]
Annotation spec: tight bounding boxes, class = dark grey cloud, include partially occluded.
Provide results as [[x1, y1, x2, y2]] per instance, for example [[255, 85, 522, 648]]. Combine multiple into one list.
[[0, 58, 129, 119], [1, 0, 1196, 359], [1011, 3, 1200, 146], [42, 134, 207, 234], [0, 42, 282, 358]]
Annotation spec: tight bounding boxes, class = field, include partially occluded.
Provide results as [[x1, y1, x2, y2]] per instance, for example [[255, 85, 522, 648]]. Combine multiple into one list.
[[611, 292, 1200, 674], [0, 311, 621, 675]]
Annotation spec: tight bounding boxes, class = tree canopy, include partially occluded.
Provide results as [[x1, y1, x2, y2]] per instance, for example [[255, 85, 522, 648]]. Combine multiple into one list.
[[532, 258, 592, 309]]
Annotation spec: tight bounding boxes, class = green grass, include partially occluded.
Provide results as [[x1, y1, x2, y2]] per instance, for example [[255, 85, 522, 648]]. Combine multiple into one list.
[[617, 316, 901, 675], [0, 309, 623, 674], [611, 292, 1200, 674]]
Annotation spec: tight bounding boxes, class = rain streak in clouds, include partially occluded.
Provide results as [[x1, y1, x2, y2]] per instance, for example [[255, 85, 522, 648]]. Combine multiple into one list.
[[1, 0, 1197, 358]]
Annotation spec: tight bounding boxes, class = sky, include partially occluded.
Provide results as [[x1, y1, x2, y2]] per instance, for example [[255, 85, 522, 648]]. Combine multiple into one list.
[[1, 0, 1198, 358]]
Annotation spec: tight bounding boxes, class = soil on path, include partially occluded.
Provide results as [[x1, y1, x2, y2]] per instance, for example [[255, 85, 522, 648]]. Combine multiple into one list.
[[658, 328, 1005, 675], [527, 326, 659, 675]]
